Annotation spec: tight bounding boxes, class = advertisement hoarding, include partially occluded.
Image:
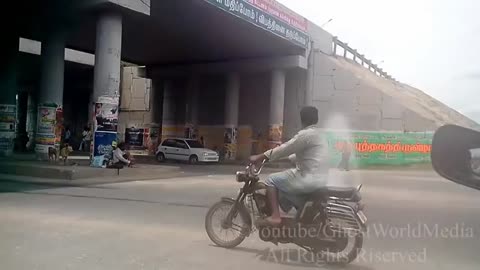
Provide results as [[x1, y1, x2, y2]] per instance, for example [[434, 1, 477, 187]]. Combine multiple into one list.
[[326, 131, 433, 167], [91, 96, 119, 168], [203, 0, 309, 48]]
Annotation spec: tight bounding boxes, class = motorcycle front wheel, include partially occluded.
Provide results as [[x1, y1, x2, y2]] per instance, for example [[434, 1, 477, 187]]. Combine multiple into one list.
[[205, 200, 251, 248]]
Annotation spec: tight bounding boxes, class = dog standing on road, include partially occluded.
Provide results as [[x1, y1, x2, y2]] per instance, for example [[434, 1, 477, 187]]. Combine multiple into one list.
[[60, 143, 74, 165], [48, 147, 58, 162]]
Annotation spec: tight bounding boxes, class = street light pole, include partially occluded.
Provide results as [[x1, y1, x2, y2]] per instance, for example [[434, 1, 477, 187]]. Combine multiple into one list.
[[321, 18, 333, 28]]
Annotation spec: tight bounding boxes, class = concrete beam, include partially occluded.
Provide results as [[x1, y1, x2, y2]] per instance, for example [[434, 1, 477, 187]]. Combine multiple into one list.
[[108, 0, 150, 15], [84, 0, 150, 15], [148, 55, 307, 77], [19, 38, 95, 66]]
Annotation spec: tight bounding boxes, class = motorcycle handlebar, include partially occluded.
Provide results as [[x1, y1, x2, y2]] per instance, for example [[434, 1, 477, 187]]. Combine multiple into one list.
[[246, 159, 267, 176]]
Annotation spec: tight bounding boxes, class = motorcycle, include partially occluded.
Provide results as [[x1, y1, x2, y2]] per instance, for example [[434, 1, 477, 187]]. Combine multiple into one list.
[[205, 161, 367, 265]]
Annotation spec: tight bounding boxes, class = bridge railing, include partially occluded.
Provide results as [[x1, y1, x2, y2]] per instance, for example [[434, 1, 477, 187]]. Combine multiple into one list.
[[332, 37, 395, 81]]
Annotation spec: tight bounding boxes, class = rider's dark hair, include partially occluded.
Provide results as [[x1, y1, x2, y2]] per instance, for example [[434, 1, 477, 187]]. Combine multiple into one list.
[[117, 142, 126, 150], [300, 106, 318, 127]]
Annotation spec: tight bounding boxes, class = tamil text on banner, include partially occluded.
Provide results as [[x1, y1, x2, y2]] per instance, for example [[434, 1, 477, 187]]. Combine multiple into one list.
[[0, 104, 16, 155], [203, 0, 309, 48], [325, 131, 433, 167], [245, 0, 307, 31]]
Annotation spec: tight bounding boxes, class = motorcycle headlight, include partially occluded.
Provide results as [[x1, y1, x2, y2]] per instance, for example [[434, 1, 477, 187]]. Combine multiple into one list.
[[236, 171, 249, 182]]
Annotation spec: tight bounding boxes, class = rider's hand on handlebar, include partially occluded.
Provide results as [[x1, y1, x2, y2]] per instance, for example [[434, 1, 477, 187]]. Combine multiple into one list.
[[249, 154, 267, 165]]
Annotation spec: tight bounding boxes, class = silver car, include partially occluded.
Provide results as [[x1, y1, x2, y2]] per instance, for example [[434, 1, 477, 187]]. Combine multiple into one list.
[[156, 138, 219, 164]]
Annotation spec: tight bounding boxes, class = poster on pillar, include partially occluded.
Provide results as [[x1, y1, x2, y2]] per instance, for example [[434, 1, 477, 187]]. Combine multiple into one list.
[[94, 98, 119, 132], [184, 124, 199, 140], [91, 132, 117, 168], [35, 104, 58, 154], [148, 127, 160, 155], [161, 124, 177, 143], [37, 105, 56, 134], [125, 128, 144, 148], [92, 96, 119, 168], [267, 124, 283, 149], [54, 107, 63, 145], [125, 127, 159, 155], [223, 127, 238, 160], [0, 104, 16, 155]]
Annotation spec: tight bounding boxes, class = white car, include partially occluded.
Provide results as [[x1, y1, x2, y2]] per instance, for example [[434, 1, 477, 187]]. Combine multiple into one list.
[[155, 138, 219, 164]]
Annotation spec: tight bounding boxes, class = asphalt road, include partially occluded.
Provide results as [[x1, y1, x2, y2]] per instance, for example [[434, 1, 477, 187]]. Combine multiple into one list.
[[1, 166, 480, 270]]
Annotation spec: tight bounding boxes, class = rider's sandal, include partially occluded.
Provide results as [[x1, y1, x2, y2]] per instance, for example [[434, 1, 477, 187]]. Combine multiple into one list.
[[255, 218, 281, 227]]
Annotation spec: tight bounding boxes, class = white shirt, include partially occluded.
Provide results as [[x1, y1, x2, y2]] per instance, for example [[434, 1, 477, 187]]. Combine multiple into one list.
[[113, 148, 130, 164], [263, 125, 330, 191]]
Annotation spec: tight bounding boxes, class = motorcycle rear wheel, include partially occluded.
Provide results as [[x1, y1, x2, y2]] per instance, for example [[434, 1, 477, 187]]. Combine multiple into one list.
[[319, 231, 363, 265], [205, 200, 251, 248]]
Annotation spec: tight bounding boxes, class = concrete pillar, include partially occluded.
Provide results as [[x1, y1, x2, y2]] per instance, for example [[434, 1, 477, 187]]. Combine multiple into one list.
[[35, 31, 66, 157], [26, 93, 37, 151], [15, 91, 29, 152], [88, 92, 94, 124], [185, 75, 200, 139], [333, 42, 337, 55], [0, 34, 18, 156], [150, 80, 163, 125], [268, 69, 286, 149], [223, 73, 240, 160], [144, 80, 162, 153], [161, 80, 177, 142], [305, 46, 314, 106], [93, 11, 122, 101], [90, 11, 122, 166], [39, 33, 65, 106]]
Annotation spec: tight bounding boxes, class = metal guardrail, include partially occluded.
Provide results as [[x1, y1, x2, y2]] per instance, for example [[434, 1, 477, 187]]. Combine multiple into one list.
[[332, 37, 395, 81]]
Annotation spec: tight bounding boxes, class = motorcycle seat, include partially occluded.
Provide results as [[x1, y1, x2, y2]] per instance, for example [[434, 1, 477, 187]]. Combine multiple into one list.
[[307, 187, 359, 200]]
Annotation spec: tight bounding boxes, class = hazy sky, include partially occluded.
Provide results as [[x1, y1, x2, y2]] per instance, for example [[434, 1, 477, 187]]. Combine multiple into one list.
[[277, 0, 480, 122]]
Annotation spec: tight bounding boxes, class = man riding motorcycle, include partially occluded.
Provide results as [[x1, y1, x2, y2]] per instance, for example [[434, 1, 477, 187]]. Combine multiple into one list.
[[249, 106, 331, 226]]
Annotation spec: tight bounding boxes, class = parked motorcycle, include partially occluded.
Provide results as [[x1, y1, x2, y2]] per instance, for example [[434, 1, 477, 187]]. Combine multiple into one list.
[[205, 161, 367, 265]]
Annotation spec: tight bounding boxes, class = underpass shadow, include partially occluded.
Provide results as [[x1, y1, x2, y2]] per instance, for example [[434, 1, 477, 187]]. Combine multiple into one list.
[[0, 180, 117, 194], [211, 245, 374, 270], [0, 190, 210, 208]]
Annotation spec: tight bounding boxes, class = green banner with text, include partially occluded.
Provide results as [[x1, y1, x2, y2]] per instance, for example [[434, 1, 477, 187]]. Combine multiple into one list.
[[326, 131, 433, 167]]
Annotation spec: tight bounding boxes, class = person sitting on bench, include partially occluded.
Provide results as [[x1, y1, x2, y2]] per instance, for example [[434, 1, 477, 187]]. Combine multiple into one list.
[[112, 142, 133, 168]]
